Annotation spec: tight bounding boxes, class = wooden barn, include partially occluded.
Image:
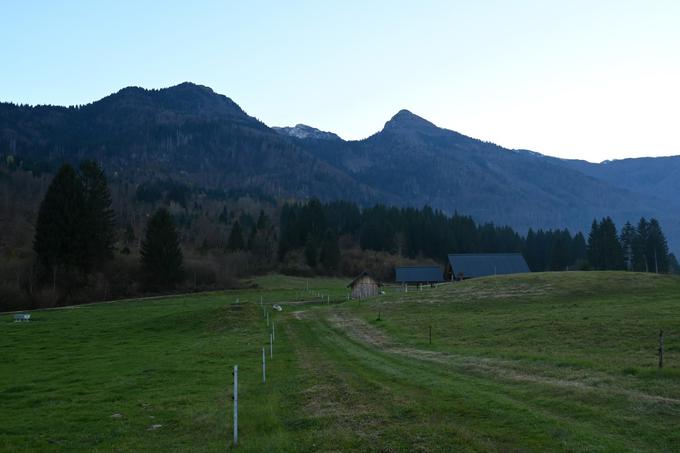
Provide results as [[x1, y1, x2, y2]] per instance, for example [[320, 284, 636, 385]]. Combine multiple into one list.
[[347, 272, 381, 300], [395, 266, 443, 291], [445, 253, 530, 280]]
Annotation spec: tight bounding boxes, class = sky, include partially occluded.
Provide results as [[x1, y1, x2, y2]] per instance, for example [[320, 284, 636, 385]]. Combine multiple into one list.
[[1, 1, 679, 162]]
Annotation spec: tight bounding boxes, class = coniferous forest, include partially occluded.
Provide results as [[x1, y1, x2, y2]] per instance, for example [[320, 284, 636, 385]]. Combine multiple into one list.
[[0, 161, 676, 311]]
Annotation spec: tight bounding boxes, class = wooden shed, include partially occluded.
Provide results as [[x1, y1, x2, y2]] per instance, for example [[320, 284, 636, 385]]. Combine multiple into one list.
[[347, 272, 381, 300]]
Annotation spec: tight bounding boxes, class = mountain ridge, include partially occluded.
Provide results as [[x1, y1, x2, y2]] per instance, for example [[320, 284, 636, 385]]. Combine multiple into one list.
[[273, 124, 341, 141], [1, 82, 678, 251]]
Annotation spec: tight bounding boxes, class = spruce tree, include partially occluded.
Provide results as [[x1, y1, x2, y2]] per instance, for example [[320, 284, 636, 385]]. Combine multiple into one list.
[[600, 217, 625, 270], [524, 229, 540, 271], [79, 160, 116, 270], [620, 222, 637, 270], [633, 218, 650, 271], [304, 237, 318, 267], [320, 230, 341, 270], [140, 208, 184, 286], [587, 220, 602, 269], [646, 218, 669, 273], [227, 221, 245, 251], [246, 226, 256, 251], [549, 231, 569, 271], [571, 232, 587, 266], [277, 235, 290, 262], [587, 218, 624, 270], [256, 210, 268, 230], [34, 164, 87, 278]]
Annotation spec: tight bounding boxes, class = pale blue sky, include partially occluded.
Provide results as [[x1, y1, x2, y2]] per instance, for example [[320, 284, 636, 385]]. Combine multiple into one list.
[[2, 1, 679, 162]]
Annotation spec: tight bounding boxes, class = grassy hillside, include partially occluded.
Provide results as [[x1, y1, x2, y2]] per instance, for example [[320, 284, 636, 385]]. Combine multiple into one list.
[[2, 272, 680, 451]]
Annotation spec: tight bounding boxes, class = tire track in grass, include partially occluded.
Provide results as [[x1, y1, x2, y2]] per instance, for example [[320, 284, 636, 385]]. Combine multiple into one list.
[[288, 310, 651, 451], [326, 311, 680, 406], [283, 311, 503, 452]]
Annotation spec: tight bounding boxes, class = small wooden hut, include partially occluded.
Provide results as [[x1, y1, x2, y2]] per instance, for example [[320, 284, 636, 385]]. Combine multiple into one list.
[[347, 272, 381, 300]]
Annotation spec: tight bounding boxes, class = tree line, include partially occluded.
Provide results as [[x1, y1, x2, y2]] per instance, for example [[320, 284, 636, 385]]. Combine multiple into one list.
[[588, 217, 673, 272], [279, 199, 675, 273], [27, 168, 677, 307], [279, 200, 567, 271]]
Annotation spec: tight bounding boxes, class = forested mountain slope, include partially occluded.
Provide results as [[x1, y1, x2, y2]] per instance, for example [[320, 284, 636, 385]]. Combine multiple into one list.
[[2, 82, 678, 249]]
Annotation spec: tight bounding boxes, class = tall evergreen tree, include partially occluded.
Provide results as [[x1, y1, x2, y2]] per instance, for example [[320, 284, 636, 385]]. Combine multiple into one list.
[[600, 217, 625, 270], [646, 218, 669, 273], [523, 229, 541, 271], [319, 230, 341, 270], [619, 221, 637, 271], [246, 226, 257, 251], [587, 220, 602, 269], [79, 160, 116, 270], [549, 231, 570, 271], [571, 232, 587, 266], [140, 208, 184, 286], [587, 218, 624, 270], [277, 235, 291, 262], [34, 164, 87, 280], [633, 218, 650, 271], [227, 221, 245, 251], [304, 237, 318, 267], [248, 210, 276, 260], [256, 210, 268, 230]]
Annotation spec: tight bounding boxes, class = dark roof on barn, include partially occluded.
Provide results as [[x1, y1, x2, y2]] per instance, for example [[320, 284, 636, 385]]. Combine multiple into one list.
[[447, 253, 530, 278], [347, 271, 381, 288], [395, 266, 443, 283]]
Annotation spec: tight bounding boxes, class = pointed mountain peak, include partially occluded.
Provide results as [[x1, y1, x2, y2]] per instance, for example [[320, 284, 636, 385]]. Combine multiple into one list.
[[383, 109, 438, 132]]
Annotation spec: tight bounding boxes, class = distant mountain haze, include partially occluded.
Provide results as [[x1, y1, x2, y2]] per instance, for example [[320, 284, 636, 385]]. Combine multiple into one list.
[[2, 82, 678, 251]]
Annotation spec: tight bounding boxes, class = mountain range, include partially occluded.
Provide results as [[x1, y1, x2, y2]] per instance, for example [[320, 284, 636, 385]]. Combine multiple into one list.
[[1, 82, 678, 250]]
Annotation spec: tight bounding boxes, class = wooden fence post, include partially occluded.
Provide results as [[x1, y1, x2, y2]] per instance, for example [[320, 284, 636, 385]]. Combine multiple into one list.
[[233, 365, 238, 446]]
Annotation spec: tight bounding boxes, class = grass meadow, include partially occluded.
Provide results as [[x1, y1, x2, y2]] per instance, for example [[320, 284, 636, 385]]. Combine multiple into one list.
[[2, 272, 680, 451]]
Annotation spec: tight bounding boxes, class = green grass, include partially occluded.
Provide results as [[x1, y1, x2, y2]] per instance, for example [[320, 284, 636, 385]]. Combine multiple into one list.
[[2, 272, 680, 451]]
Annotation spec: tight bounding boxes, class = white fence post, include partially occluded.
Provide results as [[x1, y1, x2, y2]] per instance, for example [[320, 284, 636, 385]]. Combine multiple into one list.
[[270, 333, 273, 359], [262, 347, 266, 383], [233, 365, 238, 446], [272, 322, 275, 342]]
